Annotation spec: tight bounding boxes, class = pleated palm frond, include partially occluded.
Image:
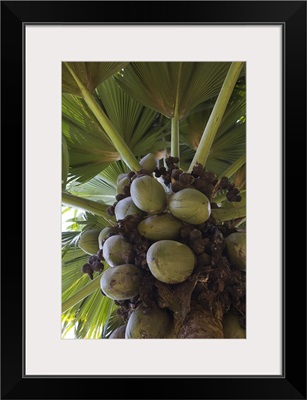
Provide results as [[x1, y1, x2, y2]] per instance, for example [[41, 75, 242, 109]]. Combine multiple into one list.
[[206, 122, 245, 175], [62, 62, 246, 339], [62, 62, 128, 96], [115, 62, 232, 119], [179, 95, 246, 176], [96, 76, 168, 153], [68, 177, 116, 205], [101, 309, 125, 338], [62, 291, 117, 339], [62, 209, 117, 338], [62, 256, 116, 339], [63, 77, 168, 184], [180, 94, 246, 149], [62, 93, 119, 183], [62, 230, 82, 257], [66, 160, 132, 206]]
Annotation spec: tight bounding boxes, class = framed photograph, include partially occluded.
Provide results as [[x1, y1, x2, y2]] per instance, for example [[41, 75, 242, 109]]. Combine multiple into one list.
[[1, 1, 306, 399]]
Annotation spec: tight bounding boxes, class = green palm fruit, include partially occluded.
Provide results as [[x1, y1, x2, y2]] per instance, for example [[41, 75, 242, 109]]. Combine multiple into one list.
[[116, 173, 128, 184], [125, 304, 173, 339], [78, 229, 101, 255], [223, 311, 246, 338], [100, 264, 143, 301], [139, 153, 157, 173], [102, 235, 135, 267], [130, 175, 167, 214], [225, 232, 246, 271], [114, 197, 145, 221], [168, 188, 211, 225], [146, 240, 196, 284], [137, 213, 183, 241], [116, 177, 130, 195], [98, 227, 117, 249], [109, 325, 126, 338]]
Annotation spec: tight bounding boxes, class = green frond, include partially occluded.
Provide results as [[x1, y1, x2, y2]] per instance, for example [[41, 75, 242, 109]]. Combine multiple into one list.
[[96, 76, 167, 154], [62, 62, 128, 96], [98, 160, 130, 187], [115, 62, 233, 119], [61, 230, 81, 257], [77, 211, 113, 229], [62, 284, 117, 339], [62, 78, 168, 184], [62, 94, 120, 183], [68, 176, 116, 205], [61, 61, 246, 340], [181, 95, 246, 149], [206, 122, 246, 175]]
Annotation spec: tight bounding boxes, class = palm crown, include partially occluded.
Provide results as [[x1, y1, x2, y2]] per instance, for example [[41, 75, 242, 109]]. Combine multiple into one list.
[[62, 61, 246, 339]]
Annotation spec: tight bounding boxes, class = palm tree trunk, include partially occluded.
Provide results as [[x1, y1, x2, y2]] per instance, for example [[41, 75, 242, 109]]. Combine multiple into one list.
[[177, 302, 224, 338]]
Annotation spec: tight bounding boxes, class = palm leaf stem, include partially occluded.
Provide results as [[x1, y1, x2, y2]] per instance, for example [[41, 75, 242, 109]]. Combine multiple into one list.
[[171, 115, 179, 160], [171, 63, 182, 161], [218, 154, 246, 180], [62, 192, 113, 225], [62, 276, 101, 313], [64, 62, 141, 172], [211, 205, 246, 224], [188, 62, 244, 172]]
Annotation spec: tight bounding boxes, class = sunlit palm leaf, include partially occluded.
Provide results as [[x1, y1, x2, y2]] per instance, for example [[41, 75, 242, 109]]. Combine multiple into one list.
[[179, 118, 245, 177], [102, 309, 125, 338], [69, 212, 111, 233], [178, 123, 245, 177], [115, 62, 232, 119], [62, 94, 119, 183], [96, 77, 167, 153], [180, 96, 246, 150], [98, 160, 129, 186], [62, 246, 117, 339], [178, 93, 246, 175], [62, 62, 128, 96], [68, 177, 116, 205], [62, 231, 81, 257], [63, 78, 168, 184], [61, 62, 247, 340], [206, 123, 246, 175], [62, 252, 88, 294], [64, 292, 117, 339]]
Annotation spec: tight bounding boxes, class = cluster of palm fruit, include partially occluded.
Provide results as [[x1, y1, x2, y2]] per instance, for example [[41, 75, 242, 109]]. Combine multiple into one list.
[[79, 153, 246, 339]]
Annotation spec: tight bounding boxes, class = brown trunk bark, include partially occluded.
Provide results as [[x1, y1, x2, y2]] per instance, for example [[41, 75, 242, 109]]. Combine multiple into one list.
[[177, 302, 224, 338]]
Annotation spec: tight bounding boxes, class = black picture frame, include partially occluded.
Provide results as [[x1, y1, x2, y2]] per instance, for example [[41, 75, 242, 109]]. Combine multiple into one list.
[[1, 1, 306, 399]]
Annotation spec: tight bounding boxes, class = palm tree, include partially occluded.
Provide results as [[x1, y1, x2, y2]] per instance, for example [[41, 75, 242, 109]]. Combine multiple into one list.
[[61, 61, 246, 339]]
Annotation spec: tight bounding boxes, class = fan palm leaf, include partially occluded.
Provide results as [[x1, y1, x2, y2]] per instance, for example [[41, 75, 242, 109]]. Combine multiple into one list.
[[62, 61, 247, 339], [62, 62, 128, 96], [180, 95, 246, 150], [62, 93, 119, 183], [96, 77, 167, 153], [63, 77, 167, 184], [115, 62, 232, 119], [62, 287, 117, 339]]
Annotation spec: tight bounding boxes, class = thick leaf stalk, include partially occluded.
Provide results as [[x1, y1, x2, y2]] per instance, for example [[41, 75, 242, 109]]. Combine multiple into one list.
[[211, 205, 246, 224], [62, 192, 115, 225], [64, 62, 141, 172], [188, 62, 244, 172], [218, 154, 246, 180], [171, 115, 179, 159], [62, 276, 101, 313], [170, 63, 182, 160]]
